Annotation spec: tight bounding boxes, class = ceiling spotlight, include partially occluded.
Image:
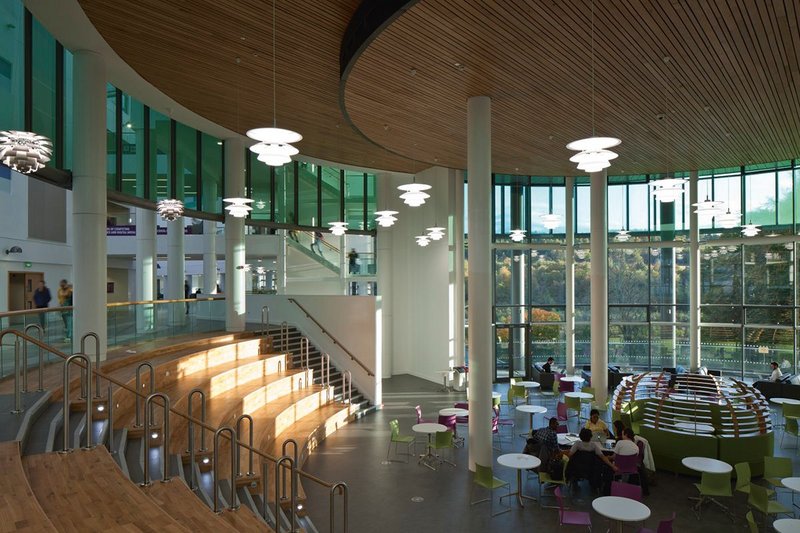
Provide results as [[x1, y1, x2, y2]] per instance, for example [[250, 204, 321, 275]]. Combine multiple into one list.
[[509, 229, 526, 242], [0, 130, 53, 174], [426, 227, 445, 240], [156, 199, 184, 221], [398, 182, 431, 207], [329, 222, 348, 236], [375, 210, 398, 228], [223, 197, 254, 218], [96, 404, 105, 412], [151, 432, 159, 439], [650, 177, 687, 203]]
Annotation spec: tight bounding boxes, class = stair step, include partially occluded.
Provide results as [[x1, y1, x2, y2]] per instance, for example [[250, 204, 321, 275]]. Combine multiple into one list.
[[23, 402, 62, 455]]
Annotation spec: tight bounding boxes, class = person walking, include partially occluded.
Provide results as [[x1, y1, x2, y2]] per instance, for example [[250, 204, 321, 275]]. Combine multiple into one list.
[[57, 279, 73, 341], [310, 231, 323, 255], [33, 280, 51, 329], [348, 248, 359, 274]]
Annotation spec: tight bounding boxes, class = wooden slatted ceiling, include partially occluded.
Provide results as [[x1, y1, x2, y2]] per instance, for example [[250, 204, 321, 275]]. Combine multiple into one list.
[[344, 0, 800, 175], [78, 0, 799, 176]]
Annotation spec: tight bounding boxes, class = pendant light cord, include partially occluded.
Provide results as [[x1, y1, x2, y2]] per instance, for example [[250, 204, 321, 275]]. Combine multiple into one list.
[[272, 0, 277, 128]]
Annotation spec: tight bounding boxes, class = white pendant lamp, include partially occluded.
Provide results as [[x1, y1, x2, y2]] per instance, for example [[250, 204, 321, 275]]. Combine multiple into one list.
[[0, 130, 53, 174], [415, 235, 431, 247], [741, 221, 761, 237], [156, 199, 184, 221], [692, 196, 726, 217], [255, 199, 267, 210], [540, 213, 562, 230], [650, 178, 687, 203], [329, 221, 348, 236], [398, 182, 431, 207], [426, 226, 446, 240], [509, 229, 526, 242], [615, 229, 631, 242], [715, 208, 741, 229], [375, 210, 398, 227], [223, 197, 254, 218]]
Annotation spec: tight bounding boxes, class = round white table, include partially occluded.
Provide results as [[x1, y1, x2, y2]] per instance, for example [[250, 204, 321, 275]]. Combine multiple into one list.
[[412, 423, 447, 470], [772, 398, 800, 406], [782, 477, 800, 493], [497, 453, 541, 507], [557, 433, 581, 447], [592, 496, 650, 533], [492, 391, 502, 399], [681, 456, 732, 474], [516, 404, 547, 430], [565, 391, 594, 400], [516, 381, 541, 404], [675, 421, 715, 434], [439, 407, 468, 417], [559, 375, 584, 393], [774, 519, 800, 533]]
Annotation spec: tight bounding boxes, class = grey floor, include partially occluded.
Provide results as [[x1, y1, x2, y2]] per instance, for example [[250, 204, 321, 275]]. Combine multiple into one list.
[[303, 375, 800, 532]]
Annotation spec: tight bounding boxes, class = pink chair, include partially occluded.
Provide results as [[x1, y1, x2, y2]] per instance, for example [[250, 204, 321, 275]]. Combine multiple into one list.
[[558, 374, 574, 393], [438, 414, 457, 433], [613, 452, 641, 482], [556, 402, 570, 431], [554, 486, 592, 530], [415, 405, 433, 424], [637, 512, 675, 533], [454, 402, 469, 425], [611, 481, 642, 501]]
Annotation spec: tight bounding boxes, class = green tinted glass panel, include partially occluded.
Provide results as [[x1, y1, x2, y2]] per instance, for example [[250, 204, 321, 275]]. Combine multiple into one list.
[[321, 166, 341, 226], [200, 134, 223, 214], [175, 122, 196, 207], [31, 18, 56, 144], [120, 95, 144, 196], [0, 3, 25, 131], [297, 162, 319, 225], [366, 173, 376, 231], [63, 50, 73, 170], [105, 84, 116, 189], [274, 162, 295, 224], [149, 109, 170, 201], [248, 151, 272, 221], [778, 169, 793, 226], [745, 172, 776, 226], [344, 171, 364, 230]]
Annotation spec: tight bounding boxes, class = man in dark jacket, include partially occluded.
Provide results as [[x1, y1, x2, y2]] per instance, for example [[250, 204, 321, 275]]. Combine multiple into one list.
[[33, 280, 51, 328]]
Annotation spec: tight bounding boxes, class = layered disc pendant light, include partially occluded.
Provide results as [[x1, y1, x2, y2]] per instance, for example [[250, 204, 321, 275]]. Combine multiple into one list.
[[375, 210, 398, 227], [156, 198, 184, 221], [509, 229, 526, 242], [247, 0, 302, 166], [223, 197, 254, 218], [566, 0, 621, 172], [329, 221, 348, 236], [0, 130, 53, 174]]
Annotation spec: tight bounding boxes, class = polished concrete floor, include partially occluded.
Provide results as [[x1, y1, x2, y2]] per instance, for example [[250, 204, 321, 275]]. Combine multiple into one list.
[[303, 375, 800, 532]]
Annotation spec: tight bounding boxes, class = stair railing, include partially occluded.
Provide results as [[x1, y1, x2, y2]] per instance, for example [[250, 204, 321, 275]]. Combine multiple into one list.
[[134, 362, 155, 427], [106, 382, 114, 454], [23, 323, 44, 392], [61, 353, 92, 452], [187, 388, 207, 490], [330, 482, 349, 533], [275, 455, 297, 533], [280, 321, 289, 351], [281, 438, 299, 506], [235, 414, 255, 477], [141, 392, 171, 485], [301, 337, 310, 372], [287, 297, 374, 377], [213, 426, 238, 513], [345, 370, 353, 404], [80, 332, 101, 398], [323, 353, 331, 393], [261, 306, 270, 337]]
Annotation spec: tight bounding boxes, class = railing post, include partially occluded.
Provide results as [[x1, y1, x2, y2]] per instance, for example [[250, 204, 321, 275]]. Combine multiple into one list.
[[24, 324, 44, 392], [261, 306, 269, 338], [301, 337, 309, 371], [80, 332, 101, 398], [61, 353, 92, 452], [106, 382, 114, 454], [235, 414, 255, 477], [141, 392, 170, 486], [281, 439, 298, 504], [12, 337, 22, 414], [346, 370, 352, 404], [281, 321, 288, 351], [213, 426, 238, 513], [330, 482, 349, 533], [261, 461, 270, 522], [134, 362, 155, 427], [187, 388, 206, 490], [275, 455, 296, 533]]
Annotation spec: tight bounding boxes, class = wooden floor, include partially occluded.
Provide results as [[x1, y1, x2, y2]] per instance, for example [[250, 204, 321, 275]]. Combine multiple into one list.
[[140, 477, 245, 533], [0, 441, 57, 533]]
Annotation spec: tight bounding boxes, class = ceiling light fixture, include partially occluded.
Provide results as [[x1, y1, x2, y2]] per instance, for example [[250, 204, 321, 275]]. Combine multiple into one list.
[[329, 221, 348, 236], [741, 221, 761, 237], [715, 207, 741, 229], [615, 229, 631, 242], [540, 213, 562, 230], [692, 195, 726, 217], [375, 210, 398, 228], [156, 199, 184, 221], [0, 130, 53, 174], [398, 182, 431, 207], [223, 197, 254, 218], [509, 229, 526, 242], [650, 177, 686, 203], [246, 0, 301, 166], [255, 199, 267, 210], [426, 226, 445, 240], [415, 235, 431, 247]]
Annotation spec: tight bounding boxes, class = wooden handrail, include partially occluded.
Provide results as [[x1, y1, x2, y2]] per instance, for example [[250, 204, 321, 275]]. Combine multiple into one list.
[[287, 298, 374, 377]]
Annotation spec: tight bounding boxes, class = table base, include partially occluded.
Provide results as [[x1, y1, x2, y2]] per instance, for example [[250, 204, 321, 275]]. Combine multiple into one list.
[[689, 495, 734, 521], [499, 469, 537, 508]]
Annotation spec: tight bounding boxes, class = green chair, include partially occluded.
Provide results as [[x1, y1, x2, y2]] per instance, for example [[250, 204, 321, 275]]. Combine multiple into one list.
[[692, 472, 733, 520], [745, 511, 759, 533], [432, 430, 455, 468], [781, 402, 800, 449], [748, 483, 791, 527], [508, 379, 528, 407], [540, 379, 558, 406], [565, 395, 583, 425], [580, 386, 595, 409], [387, 419, 415, 463], [470, 463, 511, 516], [763, 456, 793, 492], [539, 456, 569, 508], [735, 462, 774, 497]]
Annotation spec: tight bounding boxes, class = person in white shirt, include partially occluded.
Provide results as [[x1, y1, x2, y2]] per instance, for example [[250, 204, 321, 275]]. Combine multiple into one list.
[[770, 361, 783, 382], [613, 430, 640, 456]]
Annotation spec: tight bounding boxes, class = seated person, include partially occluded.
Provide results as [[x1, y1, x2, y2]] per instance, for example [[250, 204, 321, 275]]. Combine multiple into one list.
[[542, 357, 555, 373], [529, 417, 561, 466], [584, 409, 610, 438], [613, 428, 650, 496], [611, 419, 625, 441], [770, 361, 783, 382], [565, 428, 617, 485]]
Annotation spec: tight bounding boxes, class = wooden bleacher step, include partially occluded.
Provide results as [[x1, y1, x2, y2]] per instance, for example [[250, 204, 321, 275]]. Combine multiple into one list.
[[0, 441, 57, 532]]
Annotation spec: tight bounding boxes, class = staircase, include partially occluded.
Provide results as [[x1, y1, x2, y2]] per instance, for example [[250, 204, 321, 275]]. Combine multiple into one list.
[[0, 329, 367, 533]]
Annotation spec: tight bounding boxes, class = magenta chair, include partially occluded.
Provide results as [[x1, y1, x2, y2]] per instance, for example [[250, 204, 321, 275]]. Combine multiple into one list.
[[415, 405, 433, 424], [613, 452, 640, 483], [611, 481, 642, 502], [454, 402, 469, 425], [556, 402, 570, 432], [438, 414, 457, 432], [637, 512, 675, 533], [554, 486, 592, 530]]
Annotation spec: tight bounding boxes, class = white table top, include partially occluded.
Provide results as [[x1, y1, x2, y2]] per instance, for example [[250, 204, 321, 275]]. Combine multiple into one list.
[[675, 421, 715, 433], [492, 392, 501, 398], [565, 391, 594, 399], [560, 375, 585, 382], [412, 423, 447, 434], [516, 381, 541, 388], [558, 434, 581, 446], [774, 519, 800, 533], [592, 496, 651, 522], [439, 407, 469, 417], [497, 452, 541, 470], [681, 456, 732, 474], [782, 477, 800, 493], [516, 405, 548, 414], [772, 397, 800, 406]]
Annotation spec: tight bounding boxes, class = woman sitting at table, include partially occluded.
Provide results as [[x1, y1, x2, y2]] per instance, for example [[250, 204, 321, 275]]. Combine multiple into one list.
[[611, 419, 625, 440], [584, 409, 610, 438], [613, 428, 650, 496], [565, 428, 618, 491]]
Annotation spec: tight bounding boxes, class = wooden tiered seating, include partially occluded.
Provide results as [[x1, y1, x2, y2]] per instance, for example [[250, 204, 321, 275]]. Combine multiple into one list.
[[0, 441, 57, 533]]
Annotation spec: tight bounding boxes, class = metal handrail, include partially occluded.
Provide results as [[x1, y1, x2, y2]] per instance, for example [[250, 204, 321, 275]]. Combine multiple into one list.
[[141, 392, 171, 485], [235, 414, 254, 477], [23, 324, 44, 392], [213, 426, 238, 513], [134, 362, 155, 427], [323, 353, 331, 392], [62, 353, 92, 452], [0, 329, 350, 531], [106, 383, 114, 454], [330, 482, 349, 533], [0, 296, 224, 318], [301, 337, 309, 372], [80, 332, 101, 398], [261, 306, 270, 338], [280, 321, 288, 351], [345, 371, 353, 404], [0, 330, 23, 413], [281, 439, 298, 502], [187, 389, 206, 490], [287, 298, 374, 377], [275, 455, 297, 533]]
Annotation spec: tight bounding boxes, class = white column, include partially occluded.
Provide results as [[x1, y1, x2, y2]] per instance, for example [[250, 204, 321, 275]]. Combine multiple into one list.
[[466, 96, 492, 471], [167, 216, 185, 324], [565, 175, 576, 374], [452, 169, 466, 367], [225, 137, 246, 332], [72, 50, 107, 357], [376, 172, 394, 378], [203, 220, 217, 294], [689, 170, 700, 370], [590, 170, 608, 403], [135, 207, 156, 331]]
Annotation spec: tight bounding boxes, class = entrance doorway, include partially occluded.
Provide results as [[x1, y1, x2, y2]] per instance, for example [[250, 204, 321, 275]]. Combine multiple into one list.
[[8, 271, 45, 311]]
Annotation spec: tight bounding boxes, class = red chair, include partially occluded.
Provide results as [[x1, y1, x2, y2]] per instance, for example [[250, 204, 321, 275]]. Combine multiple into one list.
[[415, 405, 433, 424], [554, 486, 592, 530], [637, 512, 675, 533], [611, 481, 642, 501]]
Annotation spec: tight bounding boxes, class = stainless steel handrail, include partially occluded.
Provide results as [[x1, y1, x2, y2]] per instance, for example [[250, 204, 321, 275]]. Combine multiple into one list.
[[134, 362, 155, 427], [106, 382, 114, 454], [261, 306, 270, 338], [323, 353, 331, 392], [329, 482, 349, 533], [23, 324, 43, 392], [0, 330, 23, 413], [187, 388, 206, 490], [261, 461, 271, 523], [280, 321, 288, 351], [345, 370, 353, 404], [281, 438, 298, 502], [80, 332, 101, 398], [235, 414, 254, 477], [141, 392, 171, 485], [213, 426, 238, 513], [275, 455, 296, 533], [301, 337, 309, 372], [287, 298, 374, 376], [61, 353, 92, 452]]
